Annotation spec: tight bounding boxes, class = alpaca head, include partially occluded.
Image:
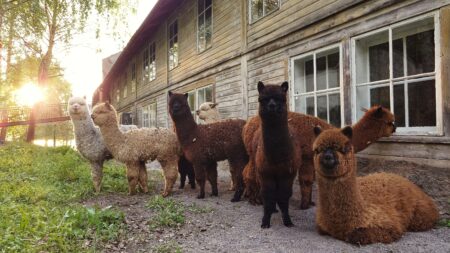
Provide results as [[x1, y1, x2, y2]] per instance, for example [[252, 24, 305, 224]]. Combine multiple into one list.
[[257, 81, 289, 119], [196, 102, 219, 122], [313, 126, 355, 179], [361, 106, 396, 137], [91, 101, 118, 127], [68, 96, 89, 120], [168, 91, 191, 120]]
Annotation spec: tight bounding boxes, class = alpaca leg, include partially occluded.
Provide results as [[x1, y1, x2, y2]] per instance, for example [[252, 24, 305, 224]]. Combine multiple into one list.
[[229, 166, 236, 191], [243, 161, 262, 205], [126, 163, 140, 195], [187, 165, 196, 189], [347, 226, 403, 245], [160, 159, 179, 197], [298, 161, 315, 209], [277, 178, 294, 227], [206, 163, 218, 196], [194, 164, 207, 199], [261, 178, 277, 228], [138, 162, 149, 194], [90, 161, 103, 193], [178, 158, 186, 189], [228, 157, 246, 202]]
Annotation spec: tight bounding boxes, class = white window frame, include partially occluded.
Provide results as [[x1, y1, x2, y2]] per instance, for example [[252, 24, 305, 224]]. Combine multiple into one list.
[[289, 43, 344, 127], [197, 0, 213, 53], [351, 12, 442, 136], [249, 0, 280, 24], [168, 20, 179, 70]]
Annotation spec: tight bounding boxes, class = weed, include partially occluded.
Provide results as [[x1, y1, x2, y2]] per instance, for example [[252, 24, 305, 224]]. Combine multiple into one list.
[[147, 196, 185, 229], [153, 240, 182, 253]]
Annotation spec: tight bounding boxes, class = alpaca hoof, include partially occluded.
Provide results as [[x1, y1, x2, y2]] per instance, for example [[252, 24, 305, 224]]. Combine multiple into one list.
[[211, 190, 218, 196], [283, 220, 294, 227], [162, 192, 170, 197], [128, 191, 137, 196], [261, 223, 271, 229], [309, 201, 315, 206], [230, 196, 240, 202], [197, 193, 205, 199]]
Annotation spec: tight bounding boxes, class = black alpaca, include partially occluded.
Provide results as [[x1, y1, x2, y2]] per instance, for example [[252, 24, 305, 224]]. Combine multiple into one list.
[[178, 156, 196, 189], [252, 81, 301, 228]]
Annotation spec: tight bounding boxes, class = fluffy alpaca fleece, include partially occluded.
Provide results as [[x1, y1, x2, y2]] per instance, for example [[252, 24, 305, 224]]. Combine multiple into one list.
[[168, 92, 248, 202], [196, 102, 220, 123], [68, 97, 136, 192], [251, 82, 301, 228], [91, 102, 180, 196], [243, 105, 396, 208], [313, 127, 439, 245]]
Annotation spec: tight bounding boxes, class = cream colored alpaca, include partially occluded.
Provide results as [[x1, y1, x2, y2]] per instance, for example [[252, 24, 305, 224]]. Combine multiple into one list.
[[91, 102, 180, 196], [196, 102, 220, 123]]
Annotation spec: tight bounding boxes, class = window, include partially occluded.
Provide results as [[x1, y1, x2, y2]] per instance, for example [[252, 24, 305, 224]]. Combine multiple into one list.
[[291, 46, 342, 127], [353, 15, 439, 134], [143, 43, 156, 82], [116, 87, 120, 102], [168, 21, 179, 70], [142, 102, 157, 128], [122, 73, 127, 98], [131, 63, 136, 92], [250, 0, 279, 23], [197, 0, 212, 52], [187, 85, 214, 122]]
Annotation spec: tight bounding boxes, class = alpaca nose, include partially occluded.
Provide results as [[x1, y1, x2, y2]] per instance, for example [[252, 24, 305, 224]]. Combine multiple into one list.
[[173, 104, 181, 111], [320, 149, 337, 170], [268, 99, 277, 111], [91, 114, 95, 120]]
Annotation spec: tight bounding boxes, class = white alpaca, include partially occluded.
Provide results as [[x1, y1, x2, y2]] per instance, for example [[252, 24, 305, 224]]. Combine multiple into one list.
[[68, 96, 136, 192], [196, 102, 220, 123]]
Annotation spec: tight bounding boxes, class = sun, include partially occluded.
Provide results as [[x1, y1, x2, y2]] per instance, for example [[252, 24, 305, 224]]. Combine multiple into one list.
[[15, 83, 45, 107]]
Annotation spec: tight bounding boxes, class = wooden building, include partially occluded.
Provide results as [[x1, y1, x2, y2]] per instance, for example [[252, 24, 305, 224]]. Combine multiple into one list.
[[93, 0, 450, 166]]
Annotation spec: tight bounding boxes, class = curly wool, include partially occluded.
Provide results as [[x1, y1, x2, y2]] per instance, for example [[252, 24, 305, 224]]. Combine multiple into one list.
[[91, 102, 181, 196], [68, 96, 137, 192], [313, 128, 439, 245]]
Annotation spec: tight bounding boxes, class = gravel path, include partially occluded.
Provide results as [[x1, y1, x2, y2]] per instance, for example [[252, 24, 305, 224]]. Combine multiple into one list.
[[84, 159, 450, 253]]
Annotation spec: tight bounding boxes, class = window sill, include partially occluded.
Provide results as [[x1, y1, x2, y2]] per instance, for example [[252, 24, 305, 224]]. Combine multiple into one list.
[[378, 135, 450, 144]]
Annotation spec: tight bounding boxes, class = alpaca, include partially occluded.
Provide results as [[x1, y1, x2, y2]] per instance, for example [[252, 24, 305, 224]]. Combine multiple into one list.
[[91, 102, 180, 196], [313, 126, 439, 245], [196, 102, 220, 123], [243, 105, 396, 208], [68, 96, 136, 192], [168, 92, 248, 202], [251, 81, 301, 228], [178, 155, 196, 189]]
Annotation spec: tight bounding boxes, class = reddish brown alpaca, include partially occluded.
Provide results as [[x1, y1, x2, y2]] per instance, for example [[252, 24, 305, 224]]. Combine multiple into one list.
[[168, 92, 248, 202], [243, 106, 396, 208], [313, 126, 439, 245], [251, 81, 301, 228]]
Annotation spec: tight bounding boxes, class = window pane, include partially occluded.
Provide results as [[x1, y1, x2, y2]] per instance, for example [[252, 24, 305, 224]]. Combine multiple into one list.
[[329, 93, 341, 127], [205, 0, 212, 8], [205, 87, 213, 102], [393, 39, 404, 78], [305, 59, 314, 92], [198, 89, 205, 106], [188, 92, 196, 110], [306, 96, 314, 116], [264, 0, 279, 14], [317, 95, 327, 121], [251, 0, 263, 21], [198, 0, 204, 14], [316, 56, 327, 91], [369, 42, 389, 81], [408, 80, 436, 127], [393, 84, 406, 127], [370, 86, 390, 109], [406, 30, 435, 75], [327, 52, 339, 88], [198, 15, 205, 52], [205, 8, 212, 49]]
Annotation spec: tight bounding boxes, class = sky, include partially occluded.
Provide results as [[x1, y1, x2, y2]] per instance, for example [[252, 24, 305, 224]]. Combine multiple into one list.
[[57, 0, 158, 99]]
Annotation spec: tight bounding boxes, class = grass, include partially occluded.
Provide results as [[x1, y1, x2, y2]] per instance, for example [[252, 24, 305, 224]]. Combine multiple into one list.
[[153, 240, 182, 253], [0, 142, 129, 252], [147, 196, 185, 229]]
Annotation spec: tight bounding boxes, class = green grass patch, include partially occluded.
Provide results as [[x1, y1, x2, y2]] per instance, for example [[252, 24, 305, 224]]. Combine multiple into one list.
[[0, 142, 128, 252], [153, 240, 182, 253], [147, 196, 185, 229]]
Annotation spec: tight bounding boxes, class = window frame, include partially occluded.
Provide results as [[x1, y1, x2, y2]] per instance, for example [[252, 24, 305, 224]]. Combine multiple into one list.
[[351, 11, 442, 136], [197, 0, 213, 53], [289, 43, 344, 128], [141, 102, 157, 128], [168, 20, 179, 70], [248, 0, 280, 24]]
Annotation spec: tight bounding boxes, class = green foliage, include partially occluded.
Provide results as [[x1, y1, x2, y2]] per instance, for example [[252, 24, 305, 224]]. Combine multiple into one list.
[[0, 143, 128, 252], [153, 240, 182, 253], [147, 196, 185, 229]]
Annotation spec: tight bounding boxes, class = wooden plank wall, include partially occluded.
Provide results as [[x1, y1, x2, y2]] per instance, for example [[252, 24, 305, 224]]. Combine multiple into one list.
[[215, 65, 243, 119]]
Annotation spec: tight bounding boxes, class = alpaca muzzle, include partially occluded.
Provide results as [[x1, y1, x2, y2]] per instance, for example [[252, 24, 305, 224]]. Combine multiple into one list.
[[320, 149, 337, 171]]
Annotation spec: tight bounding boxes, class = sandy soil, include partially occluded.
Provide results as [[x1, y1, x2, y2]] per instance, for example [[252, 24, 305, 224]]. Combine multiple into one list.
[[83, 159, 450, 253]]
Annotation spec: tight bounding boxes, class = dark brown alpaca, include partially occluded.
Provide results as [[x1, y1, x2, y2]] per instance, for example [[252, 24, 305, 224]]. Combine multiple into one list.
[[243, 105, 396, 208], [178, 156, 195, 189], [313, 126, 438, 245], [251, 81, 301, 228], [168, 92, 248, 202]]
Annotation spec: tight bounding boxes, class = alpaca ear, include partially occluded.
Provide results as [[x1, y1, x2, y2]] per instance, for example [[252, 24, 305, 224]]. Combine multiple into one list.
[[257, 81, 265, 93], [184, 93, 189, 100], [210, 102, 218, 108], [341, 126, 353, 139], [313, 126, 322, 137], [281, 81, 289, 93], [105, 100, 112, 110], [374, 106, 384, 118], [168, 91, 173, 98]]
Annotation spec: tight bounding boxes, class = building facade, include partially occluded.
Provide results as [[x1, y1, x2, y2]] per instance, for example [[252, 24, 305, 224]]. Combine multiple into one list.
[[94, 0, 450, 165]]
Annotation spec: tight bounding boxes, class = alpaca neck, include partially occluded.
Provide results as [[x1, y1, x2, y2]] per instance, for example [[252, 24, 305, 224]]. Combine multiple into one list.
[[98, 120, 125, 155], [173, 112, 198, 147], [72, 115, 96, 138], [352, 116, 384, 152], [260, 112, 291, 163]]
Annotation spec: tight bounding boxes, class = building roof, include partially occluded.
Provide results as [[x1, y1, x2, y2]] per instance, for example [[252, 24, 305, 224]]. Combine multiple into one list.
[[92, 0, 178, 104]]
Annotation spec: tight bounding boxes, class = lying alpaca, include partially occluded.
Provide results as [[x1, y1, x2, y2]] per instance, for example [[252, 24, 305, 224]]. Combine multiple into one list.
[[196, 102, 220, 123], [68, 96, 136, 192], [252, 81, 301, 228], [313, 126, 439, 245], [91, 102, 180, 196], [168, 92, 248, 202], [243, 105, 396, 208]]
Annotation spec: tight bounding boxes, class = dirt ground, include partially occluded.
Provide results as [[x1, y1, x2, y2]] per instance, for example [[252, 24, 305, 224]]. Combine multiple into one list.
[[83, 159, 450, 253]]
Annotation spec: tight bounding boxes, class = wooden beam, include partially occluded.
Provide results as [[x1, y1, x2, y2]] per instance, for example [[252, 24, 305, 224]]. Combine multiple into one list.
[[0, 116, 70, 128]]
